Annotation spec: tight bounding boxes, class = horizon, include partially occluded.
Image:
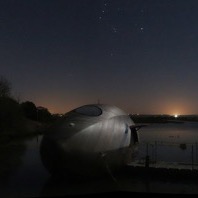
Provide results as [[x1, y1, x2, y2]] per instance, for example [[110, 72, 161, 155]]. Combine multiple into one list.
[[31, 101, 198, 116]]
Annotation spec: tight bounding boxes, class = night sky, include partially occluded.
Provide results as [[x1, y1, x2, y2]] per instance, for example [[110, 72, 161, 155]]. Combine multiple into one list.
[[1, 0, 198, 115]]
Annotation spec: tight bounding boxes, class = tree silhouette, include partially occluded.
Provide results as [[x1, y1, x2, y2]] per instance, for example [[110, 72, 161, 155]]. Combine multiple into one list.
[[0, 97, 23, 134], [37, 106, 52, 122], [20, 101, 37, 121], [0, 76, 11, 98]]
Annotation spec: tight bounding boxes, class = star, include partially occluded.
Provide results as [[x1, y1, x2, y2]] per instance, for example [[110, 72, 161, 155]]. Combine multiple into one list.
[[112, 27, 118, 33]]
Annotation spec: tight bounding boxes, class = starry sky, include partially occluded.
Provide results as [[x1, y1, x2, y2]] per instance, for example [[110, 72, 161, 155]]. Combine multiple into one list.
[[1, 0, 198, 115]]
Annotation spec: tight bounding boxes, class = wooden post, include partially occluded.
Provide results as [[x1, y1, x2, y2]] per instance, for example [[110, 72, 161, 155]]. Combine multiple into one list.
[[196, 142, 197, 163], [145, 143, 150, 168], [155, 141, 157, 162], [192, 145, 194, 170], [145, 155, 150, 168]]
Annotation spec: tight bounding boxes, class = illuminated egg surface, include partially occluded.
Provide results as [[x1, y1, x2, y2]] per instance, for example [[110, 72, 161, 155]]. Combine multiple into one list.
[[40, 104, 139, 178]]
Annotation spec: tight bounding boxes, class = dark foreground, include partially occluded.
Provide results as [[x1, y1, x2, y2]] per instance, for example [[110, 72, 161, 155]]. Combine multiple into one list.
[[37, 165, 198, 198]]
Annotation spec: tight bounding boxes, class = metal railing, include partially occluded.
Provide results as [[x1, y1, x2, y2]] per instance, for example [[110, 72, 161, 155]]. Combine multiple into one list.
[[135, 141, 198, 170]]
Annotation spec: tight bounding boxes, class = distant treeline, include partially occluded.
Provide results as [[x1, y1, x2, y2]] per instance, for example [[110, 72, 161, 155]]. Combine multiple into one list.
[[0, 76, 61, 138], [130, 114, 198, 123]]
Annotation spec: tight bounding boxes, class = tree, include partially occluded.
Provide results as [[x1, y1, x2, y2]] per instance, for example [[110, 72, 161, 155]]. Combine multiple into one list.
[[0, 76, 25, 134], [37, 106, 52, 122], [0, 97, 23, 133], [20, 101, 37, 121], [0, 76, 11, 98]]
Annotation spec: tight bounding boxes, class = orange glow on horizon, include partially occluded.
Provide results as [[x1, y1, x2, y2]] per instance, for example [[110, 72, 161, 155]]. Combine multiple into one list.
[[31, 95, 197, 115], [42, 104, 75, 114], [45, 104, 194, 115], [156, 99, 194, 115]]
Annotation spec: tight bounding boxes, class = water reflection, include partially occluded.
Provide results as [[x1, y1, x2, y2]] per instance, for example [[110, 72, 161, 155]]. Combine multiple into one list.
[[139, 122, 198, 143], [0, 139, 27, 184], [0, 137, 27, 197], [137, 122, 198, 164]]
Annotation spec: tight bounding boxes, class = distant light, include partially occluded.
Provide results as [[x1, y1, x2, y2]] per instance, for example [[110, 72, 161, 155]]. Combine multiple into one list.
[[174, 114, 178, 118]]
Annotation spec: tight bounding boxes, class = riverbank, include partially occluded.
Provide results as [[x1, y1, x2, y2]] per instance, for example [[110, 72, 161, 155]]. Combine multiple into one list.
[[130, 114, 198, 123], [0, 118, 49, 145]]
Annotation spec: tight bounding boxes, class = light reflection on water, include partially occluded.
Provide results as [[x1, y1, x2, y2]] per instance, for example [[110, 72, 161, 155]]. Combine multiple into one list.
[[1, 122, 198, 197], [0, 135, 49, 197]]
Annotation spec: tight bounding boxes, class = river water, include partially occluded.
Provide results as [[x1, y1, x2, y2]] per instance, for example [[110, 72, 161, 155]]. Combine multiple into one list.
[[1, 122, 198, 197]]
